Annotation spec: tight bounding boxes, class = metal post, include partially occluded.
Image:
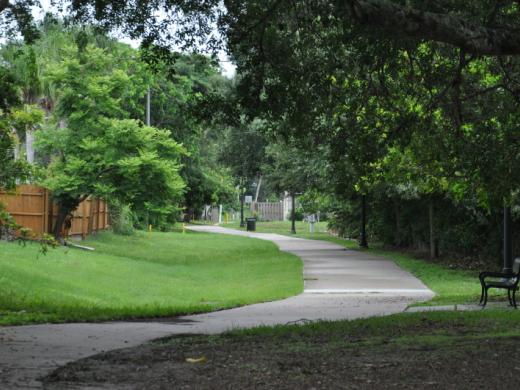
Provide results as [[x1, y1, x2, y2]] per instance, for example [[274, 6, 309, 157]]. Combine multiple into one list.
[[503, 205, 513, 273], [359, 195, 368, 248], [146, 87, 151, 126], [291, 193, 296, 234], [240, 190, 245, 227]]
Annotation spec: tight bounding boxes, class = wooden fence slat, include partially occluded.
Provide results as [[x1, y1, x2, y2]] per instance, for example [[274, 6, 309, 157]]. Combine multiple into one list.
[[8, 212, 45, 216], [0, 185, 109, 239], [43, 189, 49, 235], [250, 201, 284, 221]]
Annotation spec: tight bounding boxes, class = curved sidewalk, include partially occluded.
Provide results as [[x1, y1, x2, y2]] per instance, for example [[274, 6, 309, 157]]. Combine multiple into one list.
[[183, 226, 433, 330], [0, 226, 433, 389]]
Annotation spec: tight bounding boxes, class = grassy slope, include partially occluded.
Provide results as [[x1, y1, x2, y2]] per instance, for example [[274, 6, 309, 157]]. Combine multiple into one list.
[[224, 220, 487, 305], [0, 230, 302, 325]]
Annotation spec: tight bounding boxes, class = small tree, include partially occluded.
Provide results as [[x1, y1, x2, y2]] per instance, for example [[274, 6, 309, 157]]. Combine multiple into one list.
[[36, 45, 185, 238]]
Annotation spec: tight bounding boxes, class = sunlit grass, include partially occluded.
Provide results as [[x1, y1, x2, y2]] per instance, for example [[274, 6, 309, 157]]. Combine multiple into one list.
[[0, 230, 302, 325]]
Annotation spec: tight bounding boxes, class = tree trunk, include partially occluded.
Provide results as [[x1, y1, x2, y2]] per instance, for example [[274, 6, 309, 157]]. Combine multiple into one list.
[[254, 175, 262, 202], [87, 198, 95, 235], [146, 87, 151, 126], [240, 190, 245, 227], [53, 207, 70, 240], [428, 199, 438, 259], [11, 129, 20, 160], [503, 205, 513, 273], [359, 195, 368, 248], [25, 128, 35, 164], [291, 192, 296, 234], [394, 200, 401, 247], [52, 197, 81, 240]]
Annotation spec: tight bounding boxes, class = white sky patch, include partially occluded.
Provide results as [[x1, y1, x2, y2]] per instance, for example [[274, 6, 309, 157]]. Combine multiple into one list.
[[29, 0, 236, 78]]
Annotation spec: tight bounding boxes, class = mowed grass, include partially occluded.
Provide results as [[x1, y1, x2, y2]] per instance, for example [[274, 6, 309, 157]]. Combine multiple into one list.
[[228, 309, 520, 346], [0, 230, 302, 325], [369, 248, 482, 306], [224, 220, 487, 306]]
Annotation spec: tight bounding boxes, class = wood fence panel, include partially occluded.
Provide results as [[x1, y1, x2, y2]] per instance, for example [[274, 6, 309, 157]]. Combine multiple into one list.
[[1, 184, 109, 238], [251, 202, 284, 221], [0, 185, 48, 235]]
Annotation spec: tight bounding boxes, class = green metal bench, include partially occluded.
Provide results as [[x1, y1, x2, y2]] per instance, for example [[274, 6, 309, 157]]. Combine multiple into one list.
[[479, 258, 520, 308]]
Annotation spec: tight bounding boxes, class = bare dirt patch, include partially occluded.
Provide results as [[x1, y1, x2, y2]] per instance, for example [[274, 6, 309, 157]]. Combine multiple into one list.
[[43, 325, 520, 389]]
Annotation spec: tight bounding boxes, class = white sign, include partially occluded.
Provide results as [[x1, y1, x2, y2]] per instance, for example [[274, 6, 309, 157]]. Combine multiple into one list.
[[244, 195, 253, 204]]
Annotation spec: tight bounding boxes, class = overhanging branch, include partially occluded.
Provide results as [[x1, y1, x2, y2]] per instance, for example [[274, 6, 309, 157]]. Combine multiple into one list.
[[345, 0, 520, 56], [0, 0, 11, 14]]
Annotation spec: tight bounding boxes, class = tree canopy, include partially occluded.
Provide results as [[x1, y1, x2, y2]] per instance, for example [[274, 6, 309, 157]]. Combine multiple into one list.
[[3, 1, 520, 261]]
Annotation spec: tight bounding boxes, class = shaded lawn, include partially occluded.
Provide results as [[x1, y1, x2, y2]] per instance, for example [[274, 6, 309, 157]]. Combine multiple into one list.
[[233, 309, 520, 343], [0, 230, 302, 325]]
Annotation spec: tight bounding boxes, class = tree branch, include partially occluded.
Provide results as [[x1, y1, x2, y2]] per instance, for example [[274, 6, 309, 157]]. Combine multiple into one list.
[[0, 0, 11, 14], [345, 0, 520, 56]]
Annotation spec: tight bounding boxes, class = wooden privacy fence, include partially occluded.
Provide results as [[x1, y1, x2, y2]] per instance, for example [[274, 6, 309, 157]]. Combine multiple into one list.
[[0, 184, 109, 238], [250, 201, 284, 221]]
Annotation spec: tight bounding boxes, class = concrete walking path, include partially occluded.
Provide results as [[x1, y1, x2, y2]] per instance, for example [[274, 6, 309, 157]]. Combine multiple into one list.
[[0, 226, 433, 389]]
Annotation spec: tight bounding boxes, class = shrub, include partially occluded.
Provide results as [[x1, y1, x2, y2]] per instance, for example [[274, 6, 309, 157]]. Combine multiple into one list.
[[0, 201, 20, 240], [109, 202, 135, 236]]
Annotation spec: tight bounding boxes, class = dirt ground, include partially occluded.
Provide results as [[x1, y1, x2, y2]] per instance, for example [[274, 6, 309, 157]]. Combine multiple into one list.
[[43, 325, 520, 390]]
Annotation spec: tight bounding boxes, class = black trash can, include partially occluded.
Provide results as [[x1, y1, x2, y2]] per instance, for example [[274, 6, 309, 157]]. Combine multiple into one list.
[[246, 217, 256, 232]]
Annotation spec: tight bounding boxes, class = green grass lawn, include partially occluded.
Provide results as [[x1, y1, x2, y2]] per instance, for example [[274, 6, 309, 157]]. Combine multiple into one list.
[[0, 230, 302, 325], [230, 309, 520, 345], [223, 220, 490, 306]]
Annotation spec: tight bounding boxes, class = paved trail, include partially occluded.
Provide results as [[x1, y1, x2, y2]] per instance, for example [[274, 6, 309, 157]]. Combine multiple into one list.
[[0, 226, 433, 389]]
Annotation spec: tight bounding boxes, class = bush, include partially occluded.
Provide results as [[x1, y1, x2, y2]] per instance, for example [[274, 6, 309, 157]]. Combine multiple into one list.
[[286, 207, 304, 221], [109, 202, 135, 236], [0, 201, 19, 240], [327, 201, 361, 238]]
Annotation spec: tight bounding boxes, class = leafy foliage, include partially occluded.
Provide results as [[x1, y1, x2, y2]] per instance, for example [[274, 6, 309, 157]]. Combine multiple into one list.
[[35, 43, 185, 237]]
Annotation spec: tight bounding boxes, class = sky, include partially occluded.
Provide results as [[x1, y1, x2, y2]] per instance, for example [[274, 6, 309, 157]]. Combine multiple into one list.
[[31, 0, 236, 78]]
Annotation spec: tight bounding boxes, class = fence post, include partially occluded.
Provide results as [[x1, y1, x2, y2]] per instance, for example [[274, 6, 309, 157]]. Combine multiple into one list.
[[96, 199, 101, 230], [105, 201, 108, 228], [82, 200, 88, 239], [42, 188, 49, 236], [87, 197, 95, 235]]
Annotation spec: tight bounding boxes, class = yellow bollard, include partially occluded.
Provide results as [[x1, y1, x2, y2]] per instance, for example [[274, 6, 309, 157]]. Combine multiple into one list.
[[182, 223, 186, 234]]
